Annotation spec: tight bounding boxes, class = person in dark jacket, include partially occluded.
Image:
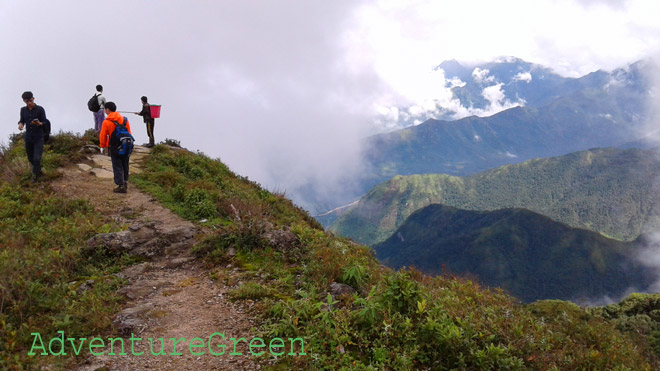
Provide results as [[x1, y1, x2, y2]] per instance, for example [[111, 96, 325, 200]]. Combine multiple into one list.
[[17, 91, 50, 182], [135, 96, 155, 147]]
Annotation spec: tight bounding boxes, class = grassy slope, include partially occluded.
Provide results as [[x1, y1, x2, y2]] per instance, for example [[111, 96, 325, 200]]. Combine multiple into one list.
[[0, 132, 131, 370], [332, 147, 660, 246], [373, 204, 653, 303], [130, 144, 657, 369]]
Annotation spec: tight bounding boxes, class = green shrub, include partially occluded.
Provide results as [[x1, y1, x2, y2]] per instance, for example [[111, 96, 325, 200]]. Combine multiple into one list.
[[588, 293, 660, 357], [162, 138, 181, 147], [338, 263, 368, 290], [82, 128, 100, 145], [46, 131, 89, 165], [527, 299, 586, 322], [651, 331, 660, 356], [379, 271, 424, 316], [183, 188, 217, 219]]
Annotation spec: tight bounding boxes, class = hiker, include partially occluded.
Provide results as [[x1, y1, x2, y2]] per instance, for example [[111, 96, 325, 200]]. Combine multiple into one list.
[[17, 91, 50, 182], [91, 85, 106, 133], [135, 96, 155, 147], [99, 102, 133, 193]]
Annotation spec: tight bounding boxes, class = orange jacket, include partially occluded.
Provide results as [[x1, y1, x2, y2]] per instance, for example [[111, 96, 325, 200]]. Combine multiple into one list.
[[99, 112, 132, 149]]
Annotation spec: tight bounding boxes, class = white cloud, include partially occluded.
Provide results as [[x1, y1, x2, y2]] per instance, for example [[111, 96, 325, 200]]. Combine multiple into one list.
[[479, 83, 525, 116], [513, 72, 533, 83], [369, 66, 473, 130], [633, 230, 660, 294], [638, 54, 660, 145], [349, 0, 660, 134], [352, 0, 660, 78], [482, 84, 507, 106], [372, 78, 527, 130], [604, 68, 632, 90], [447, 77, 466, 88], [472, 68, 496, 83]]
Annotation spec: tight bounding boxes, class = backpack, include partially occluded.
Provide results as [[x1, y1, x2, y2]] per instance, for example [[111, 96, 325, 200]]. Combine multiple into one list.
[[43, 118, 51, 142], [112, 118, 134, 156], [88, 94, 101, 112]]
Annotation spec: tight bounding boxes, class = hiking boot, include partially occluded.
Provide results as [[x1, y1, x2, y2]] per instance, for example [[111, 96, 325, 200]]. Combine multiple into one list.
[[32, 173, 42, 183], [113, 184, 127, 194]]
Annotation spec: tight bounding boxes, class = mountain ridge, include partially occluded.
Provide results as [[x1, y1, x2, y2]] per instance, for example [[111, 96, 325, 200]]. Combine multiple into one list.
[[374, 203, 655, 303], [331, 146, 660, 246], [308, 58, 656, 215]]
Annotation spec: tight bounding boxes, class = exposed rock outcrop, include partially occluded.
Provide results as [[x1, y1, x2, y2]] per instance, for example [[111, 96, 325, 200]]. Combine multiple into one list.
[[85, 221, 196, 258]]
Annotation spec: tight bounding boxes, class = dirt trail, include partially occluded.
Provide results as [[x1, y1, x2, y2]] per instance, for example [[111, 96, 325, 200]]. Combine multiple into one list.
[[50, 146, 263, 370]]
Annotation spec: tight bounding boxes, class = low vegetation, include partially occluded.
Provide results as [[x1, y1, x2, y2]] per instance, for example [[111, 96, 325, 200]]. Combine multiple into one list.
[[587, 293, 660, 359], [0, 131, 129, 369], [132, 144, 659, 369]]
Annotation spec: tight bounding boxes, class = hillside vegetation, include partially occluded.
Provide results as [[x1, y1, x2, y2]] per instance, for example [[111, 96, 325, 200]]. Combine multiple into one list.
[[332, 147, 660, 246], [374, 204, 654, 303], [0, 132, 129, 369], [132, 142, 659, 369], [2, 133, 660, 369]]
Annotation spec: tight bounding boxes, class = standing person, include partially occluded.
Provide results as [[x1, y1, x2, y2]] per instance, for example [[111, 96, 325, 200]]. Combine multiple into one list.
[[92, 85, 106, 133], [17, 91, 50, 182], [99, 102, 132, 193], [135, 96, 155, 147]]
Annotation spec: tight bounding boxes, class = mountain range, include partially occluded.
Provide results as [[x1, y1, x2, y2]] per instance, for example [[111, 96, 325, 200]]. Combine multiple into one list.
[[331, 147, 660, 246], [437, 57, 649, 113], [314, 58, 657, 217], [363, 59, 652, 186], [373, 204, 655, 303]]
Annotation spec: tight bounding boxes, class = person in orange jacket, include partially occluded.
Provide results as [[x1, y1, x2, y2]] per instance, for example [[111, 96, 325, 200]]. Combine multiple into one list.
[[99, 101, 132, 193]]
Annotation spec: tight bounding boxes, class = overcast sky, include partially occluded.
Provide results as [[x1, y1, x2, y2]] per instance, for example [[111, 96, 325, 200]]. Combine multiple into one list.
[[2, 0, 660, 211]]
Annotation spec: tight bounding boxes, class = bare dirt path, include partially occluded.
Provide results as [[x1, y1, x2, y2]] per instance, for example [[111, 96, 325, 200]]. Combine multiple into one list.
[[50, 146, 264, 370]]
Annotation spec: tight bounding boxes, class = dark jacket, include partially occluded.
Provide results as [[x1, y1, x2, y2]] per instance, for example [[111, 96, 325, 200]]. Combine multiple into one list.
[[19, 105, 49, 141], [138, 103, 154, 123]]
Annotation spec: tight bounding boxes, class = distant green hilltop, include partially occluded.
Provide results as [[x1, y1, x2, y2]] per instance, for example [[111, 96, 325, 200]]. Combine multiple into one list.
[[332, 147, 660, 246], [374, 204, 654, 303]]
